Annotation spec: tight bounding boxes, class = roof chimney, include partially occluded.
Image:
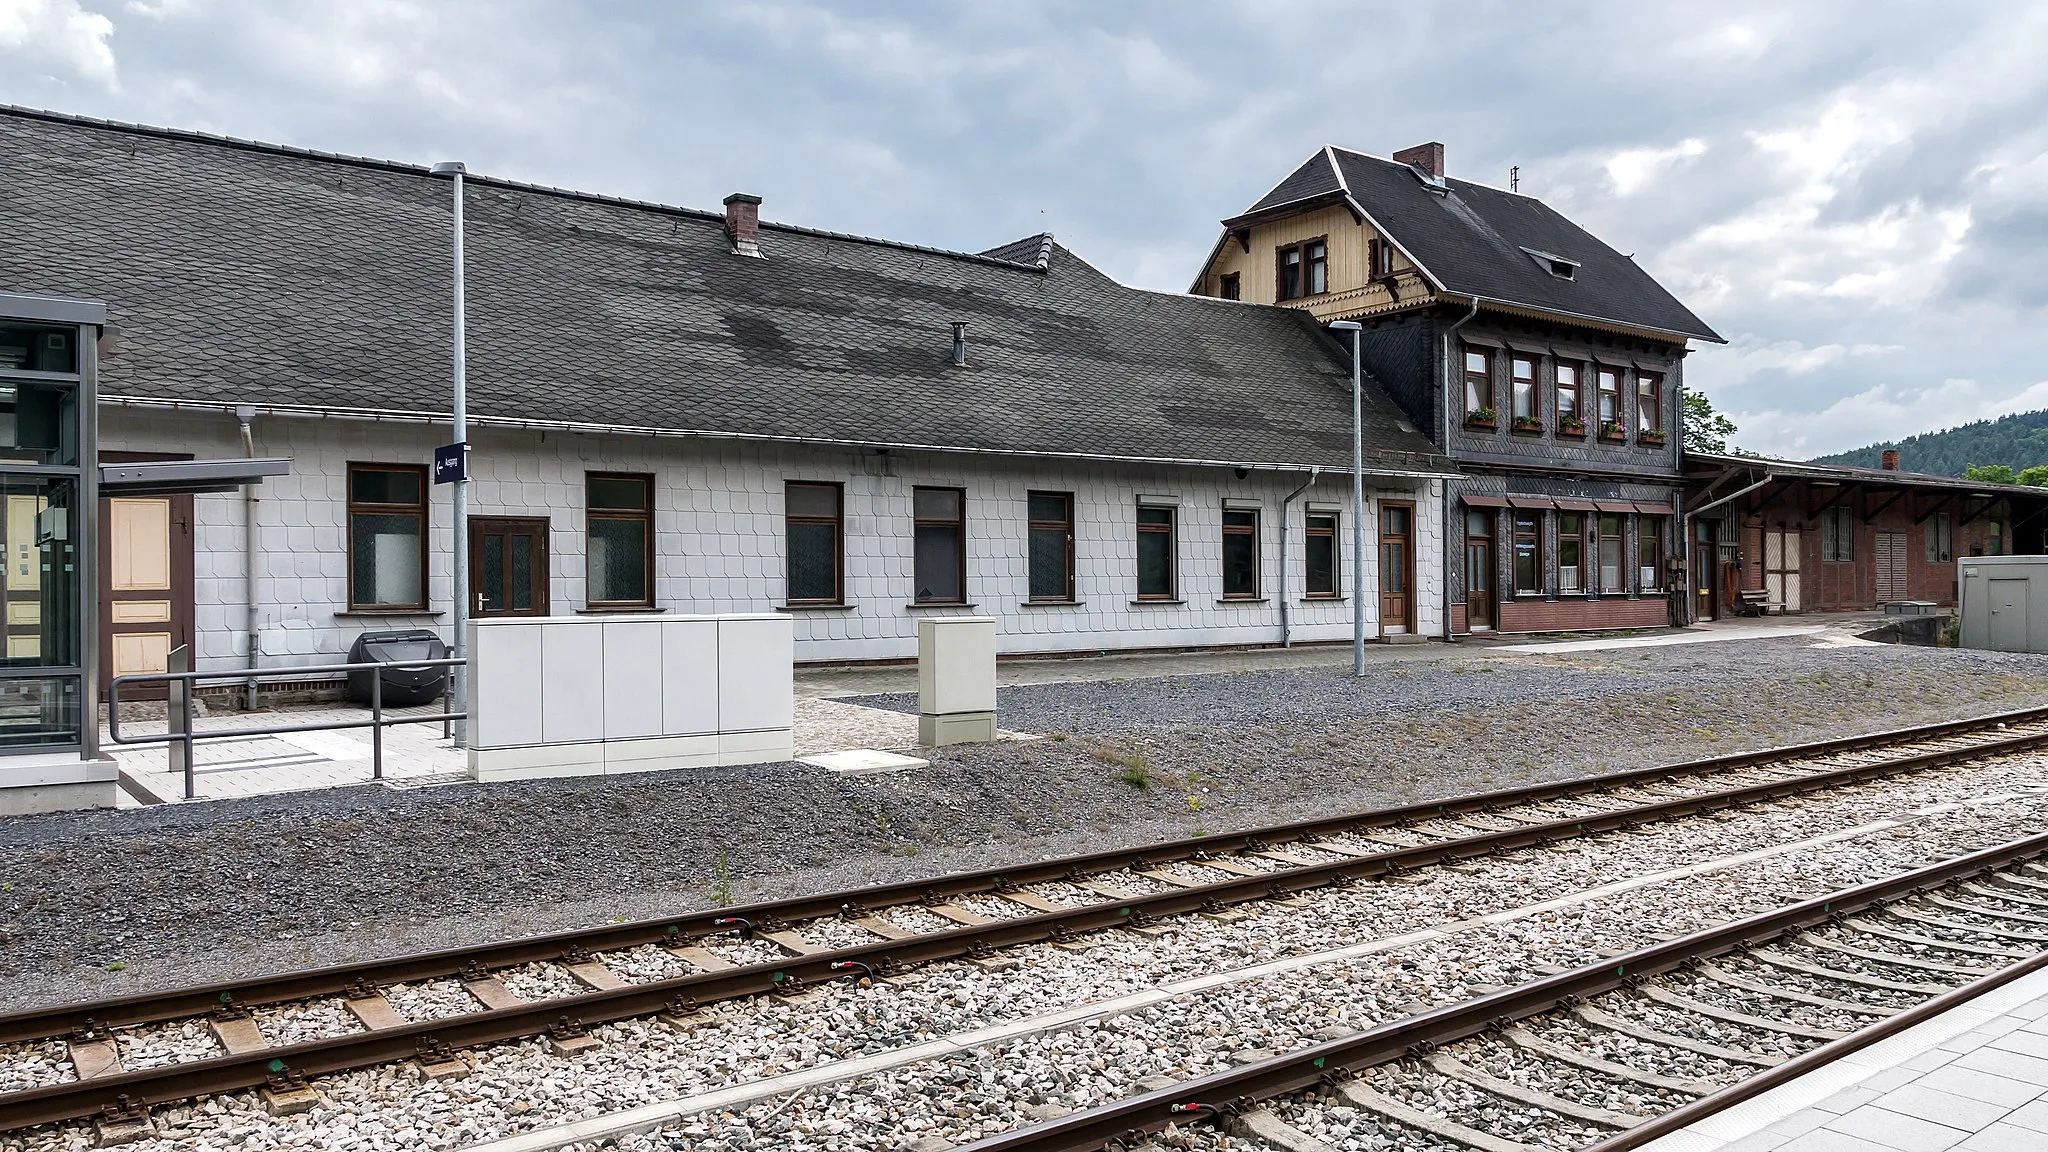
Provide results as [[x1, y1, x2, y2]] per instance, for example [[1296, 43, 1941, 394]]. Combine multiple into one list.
[[950, 321, 969, 367], [723, 192, 763, 258], [1393, 142, 1445, 178], [1882, 449, 1900, 471]]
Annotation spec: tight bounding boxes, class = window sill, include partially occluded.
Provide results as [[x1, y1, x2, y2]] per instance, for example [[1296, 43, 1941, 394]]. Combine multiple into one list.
[[335, 609, 443, 618], [577, 606, 663, 615], [777, 602, 857, 612], [1129, 598, 1186, 606], [1302, 595, 1346, 603], [1020, 599, 1084, 607], [1510, 425, 1544, 437], [1217, 597, 1270, 605], [905, 602, 979, 610]]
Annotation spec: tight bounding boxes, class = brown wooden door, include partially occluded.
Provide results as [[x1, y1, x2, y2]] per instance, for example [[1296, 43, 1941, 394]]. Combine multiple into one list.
[[1465, 510, 1494, 630], [1378, 501, 1415, 634], [1692, 520, 1718, 621], [469, 517, 549, 617], [98, 452, 195, 700]]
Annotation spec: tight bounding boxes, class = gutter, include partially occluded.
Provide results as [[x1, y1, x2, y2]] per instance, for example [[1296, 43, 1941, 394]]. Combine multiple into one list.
[[1679, 470, 1776, 624], [1441, 296, 1480, 640], [100, 396, 1463, 481], [1278, 468, 1321, 647]]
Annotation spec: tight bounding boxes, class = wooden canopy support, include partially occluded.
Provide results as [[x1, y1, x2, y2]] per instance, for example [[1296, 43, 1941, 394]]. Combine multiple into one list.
[[1960, 497, 2003, 528], [1805, 482, 1860, 521], [1863, 488, 1909, 524], [1914, 494, 1955, 525]]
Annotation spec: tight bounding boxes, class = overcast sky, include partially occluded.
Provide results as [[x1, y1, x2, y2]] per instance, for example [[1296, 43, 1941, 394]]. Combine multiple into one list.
[[5, 0, 2046, 459]]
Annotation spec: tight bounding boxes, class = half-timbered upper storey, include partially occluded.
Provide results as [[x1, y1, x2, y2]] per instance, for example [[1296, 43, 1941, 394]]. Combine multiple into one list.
[[1192, 143, 1722, 346]]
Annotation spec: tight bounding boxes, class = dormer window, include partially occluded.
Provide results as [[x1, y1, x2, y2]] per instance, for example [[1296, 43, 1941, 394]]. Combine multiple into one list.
[[1277, 238, 1328, 301], [1522, 246, 1580, 281]]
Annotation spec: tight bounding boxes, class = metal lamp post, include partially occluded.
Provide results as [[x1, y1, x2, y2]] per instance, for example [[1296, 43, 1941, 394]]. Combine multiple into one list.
[[431, 160, 470, 745], [1327, 320, 1365, 676]]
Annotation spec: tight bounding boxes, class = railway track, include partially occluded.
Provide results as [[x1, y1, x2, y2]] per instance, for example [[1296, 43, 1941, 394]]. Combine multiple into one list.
[[958, 830, 2048, 1152], [6, 706, 2048, 1142]]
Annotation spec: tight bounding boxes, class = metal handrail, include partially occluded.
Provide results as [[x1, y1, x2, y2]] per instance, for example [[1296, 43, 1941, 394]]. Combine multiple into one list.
[[107, 657, 469, 799]]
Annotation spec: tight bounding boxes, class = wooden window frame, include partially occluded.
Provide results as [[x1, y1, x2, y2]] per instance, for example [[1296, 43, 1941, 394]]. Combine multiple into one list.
[[1305, 511, 1340, 598], [346, 462, 429, 612], [1026, 490, 1076, 602], [1136, 503, 1178, 601], [1824, 506, 1856, 563], [1510, 356, 1539, 423], [584, 472, 655, 610], [1925, 510, 1953, 564], [912, 485, 968, 605], [1368, 237, 1396, 278], [1596, 367, 1623, 428], [784, 480, 845, 606], [1276, 237, 1329, 301], [1597, 513, 1625, 594], [1218, 272, 1241, 301], [1555, 362, 1583, 430], [1557, 512, 1585, 593], [1511, 511, 1542, 595], [1463, 345, 1494, 416], [1221, 506, 1261, 600], [1638, 516, 1665, 591], [1636, 372, 1663, 434]]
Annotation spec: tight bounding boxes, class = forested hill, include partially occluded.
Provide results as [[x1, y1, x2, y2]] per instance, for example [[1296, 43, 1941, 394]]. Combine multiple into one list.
[[1812, 410, 2048, 476]]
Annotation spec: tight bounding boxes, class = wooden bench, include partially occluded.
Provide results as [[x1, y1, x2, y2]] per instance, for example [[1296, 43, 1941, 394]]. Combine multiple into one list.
[[1736, 589, 1771, 617]]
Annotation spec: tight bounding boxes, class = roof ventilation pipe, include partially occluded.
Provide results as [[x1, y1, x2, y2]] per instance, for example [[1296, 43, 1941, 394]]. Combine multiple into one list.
[[951, 321, 969, 367]]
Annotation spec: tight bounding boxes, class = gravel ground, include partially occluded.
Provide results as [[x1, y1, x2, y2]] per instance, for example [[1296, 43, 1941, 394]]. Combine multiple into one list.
[[5, 639, 2048, 1010]]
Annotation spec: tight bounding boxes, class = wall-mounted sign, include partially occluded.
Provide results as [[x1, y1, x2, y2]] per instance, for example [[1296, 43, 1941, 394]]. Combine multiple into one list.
[[433, 442, 469, 485]]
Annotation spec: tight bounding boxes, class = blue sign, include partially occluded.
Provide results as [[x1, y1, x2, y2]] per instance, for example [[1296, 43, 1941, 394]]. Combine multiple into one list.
[[433, 442, 468, 484]]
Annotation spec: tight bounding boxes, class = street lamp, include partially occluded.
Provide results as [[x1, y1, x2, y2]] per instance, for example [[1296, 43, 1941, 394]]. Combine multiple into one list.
[[430, 160, 470, 745], [1327, 320, 1365, 676]]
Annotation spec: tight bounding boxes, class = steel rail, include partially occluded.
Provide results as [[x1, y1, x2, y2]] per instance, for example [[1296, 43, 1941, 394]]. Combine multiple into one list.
[[5, 706, 2047, 1052], [947, 830, 2048, 1152], [7, 704, 2045, 1049], [5, 722, 2048, 1133]]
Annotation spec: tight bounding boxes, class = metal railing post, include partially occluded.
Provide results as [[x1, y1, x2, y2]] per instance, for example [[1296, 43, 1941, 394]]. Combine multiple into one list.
[[166, 644, 193, 800], [370, 666, 384, 780]]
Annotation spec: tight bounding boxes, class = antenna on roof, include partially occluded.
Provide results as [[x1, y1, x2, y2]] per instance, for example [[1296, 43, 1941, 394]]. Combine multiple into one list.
[[1509, 165, 1519, 193]]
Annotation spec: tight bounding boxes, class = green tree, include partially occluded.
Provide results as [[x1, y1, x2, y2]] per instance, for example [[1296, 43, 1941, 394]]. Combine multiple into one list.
[[1966, 464, 2018, 484], [2021, 466, 2048, 487], [1683, 388, 1738, 455]]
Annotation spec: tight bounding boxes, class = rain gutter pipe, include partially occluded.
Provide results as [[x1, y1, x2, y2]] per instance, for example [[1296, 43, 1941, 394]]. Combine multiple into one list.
[[1278, 466, 1321, 647], [1441, 296, 1480, 641], [237, 405, 260, 710]]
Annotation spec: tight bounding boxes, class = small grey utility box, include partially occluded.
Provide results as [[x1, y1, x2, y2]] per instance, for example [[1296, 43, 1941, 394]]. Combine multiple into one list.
[[1958, 556, 2048, 653], [918, 616, 997, 746]]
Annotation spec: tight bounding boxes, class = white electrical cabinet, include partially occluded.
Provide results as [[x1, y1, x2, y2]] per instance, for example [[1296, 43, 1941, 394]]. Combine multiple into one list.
[[1958, 556, 2048, 654]]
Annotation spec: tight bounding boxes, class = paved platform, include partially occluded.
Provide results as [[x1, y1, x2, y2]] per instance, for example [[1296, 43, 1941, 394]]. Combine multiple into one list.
[[1644, 963, 2048, 1152]]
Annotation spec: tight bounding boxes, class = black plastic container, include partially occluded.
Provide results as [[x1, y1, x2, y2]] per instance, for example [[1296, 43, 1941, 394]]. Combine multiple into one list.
[[345, 628, 448, 707]]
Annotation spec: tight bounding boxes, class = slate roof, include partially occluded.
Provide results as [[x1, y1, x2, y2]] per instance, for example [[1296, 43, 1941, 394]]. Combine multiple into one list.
[[0, 106, 1451, 475], [1686, 452, 2048, 499], [1229, 146, 1722, 344]]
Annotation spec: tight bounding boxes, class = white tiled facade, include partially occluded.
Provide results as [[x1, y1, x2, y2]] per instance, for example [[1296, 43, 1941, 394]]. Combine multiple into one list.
[[102, 408, 1444, 668]]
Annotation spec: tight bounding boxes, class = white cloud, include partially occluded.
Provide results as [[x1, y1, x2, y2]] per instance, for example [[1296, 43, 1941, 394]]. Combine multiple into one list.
[[0, 0, 118, 86], [1712, 335, 1902, 382], [1603, 137, 1706, 196]]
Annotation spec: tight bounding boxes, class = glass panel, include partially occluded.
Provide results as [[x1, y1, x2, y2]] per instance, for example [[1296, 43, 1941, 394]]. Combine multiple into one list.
[[1559, 533, 1582, 592], [1382, 506, 1409, 536], [352, 512, 422, 608], [1028, 493, 1069, 524], [1138, 506, 1173, 526], [914, 488, 962, 521], [1513, 514, 1538, 593], [1381, 541, 1406, 594], [1466, 511, 1490, 537], [1512, 374, 1535, 419], [352, 468, 422, 507], [1137, 528, 1172, 597], [1224, 509, 1257, 529], [1639, 530, 1660, 590], [1466, 544, 1490, 593], [1028, 527, 1068, 599], [1222, 530, 1256, 596], [1465, 351, 1487, 374], [589, 517, 647, 603], [1599, 519, 1623, 589], [0, 477, 79, 668], [786, 483, 838, 519], [0, 381, 80, 466], [1306, 532, 1335, 595], [0, 675, 81, 748], [587, 475, 648, 512], [787, 521, 837, 601], [511, 534, 535, 611], [481, 533, 506, 612], [914, 523, 962, 602], [0, 323, 78, 373]]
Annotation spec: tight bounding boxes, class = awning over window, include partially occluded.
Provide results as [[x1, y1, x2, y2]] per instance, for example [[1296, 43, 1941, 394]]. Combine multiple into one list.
[[1634, 503, 1673, 516], [1594, 501, 1640, 513], [99, 457, 291, 496], [1553, 499, 1598, 512], [1461, 494, 1509, 508], [1507, 495, 1556, 509]]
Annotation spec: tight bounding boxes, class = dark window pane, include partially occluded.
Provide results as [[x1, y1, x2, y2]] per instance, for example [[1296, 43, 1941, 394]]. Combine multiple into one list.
[[1029, 527, 1069, 599], [1383, 542, 1407, 594], [1514, 542, 1538, 592], [786, 483, 838, 519], [1224, 509, 1257, 529], [352, 512, 422, 607], [1466, 511, 1490, 537], [589, 517, 648, 603], [1028, 493, 1069, 523], [1223, 530, 1257, 597], [914, 523, 962, 602], [788, 521, 837, 601], [914, 488, 962, 521], [1138, 506, 1173, 526], [353, 468, 421, 506], [1466, 544, 1490, 592], [1137, 530, 1173, 597], [588, 476, 648, 511], [480, 533, 505, 612], [1306, 533, 1334, 595], [0, 675, 81, 749], [511, 534, 534, 611], [1382, 506, 1409, 535], [0, 323, 77, 373]]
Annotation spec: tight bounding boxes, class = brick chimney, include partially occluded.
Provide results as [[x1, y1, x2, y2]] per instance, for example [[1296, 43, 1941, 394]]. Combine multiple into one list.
[[723, 192, 763, 258], [1882, 449, 1900, 471], [1394, 142, 1445, 178]]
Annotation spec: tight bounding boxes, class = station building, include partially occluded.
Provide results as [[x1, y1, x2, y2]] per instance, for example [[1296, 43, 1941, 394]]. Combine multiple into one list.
[[0, 106, 1455, 684]]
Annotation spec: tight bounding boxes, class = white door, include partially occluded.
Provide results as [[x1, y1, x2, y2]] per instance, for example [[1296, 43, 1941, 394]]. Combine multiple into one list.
[[1764, 530, 1801, 613]]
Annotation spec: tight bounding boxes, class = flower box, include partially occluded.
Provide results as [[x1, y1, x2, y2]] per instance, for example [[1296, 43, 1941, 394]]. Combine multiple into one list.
[[1466, 406, 1499, 431], [1639, 430, 1666, 446], [1557, 419, 1587, 437], [1511, 416, 1543, 435], [1599, 421, 1627, 442]]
